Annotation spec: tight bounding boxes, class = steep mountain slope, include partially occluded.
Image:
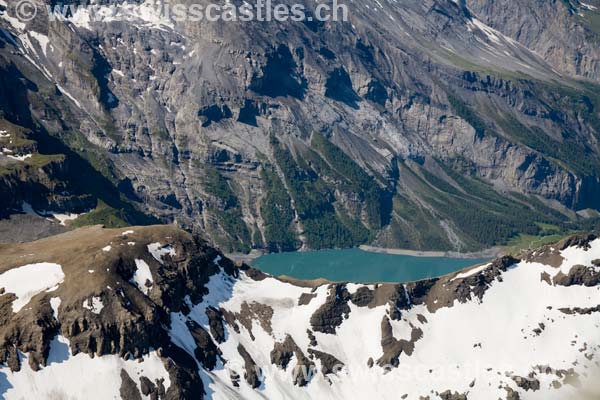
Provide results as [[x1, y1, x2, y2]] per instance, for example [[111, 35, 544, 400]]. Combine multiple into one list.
[[466, 0, 600, 81], [0, 116, 158, 242], [1, 0, 599, 252], [0, 225, 599, 399]]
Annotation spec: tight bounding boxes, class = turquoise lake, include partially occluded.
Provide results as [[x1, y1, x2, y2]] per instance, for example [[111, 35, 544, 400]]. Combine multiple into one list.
[[251, 248, 487, 283]]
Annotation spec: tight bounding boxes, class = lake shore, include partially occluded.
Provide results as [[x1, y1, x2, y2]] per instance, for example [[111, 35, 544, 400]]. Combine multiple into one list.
[[228, 245, 503, 264], [226, 249, 265, 264], [358, 245, 504, 259]]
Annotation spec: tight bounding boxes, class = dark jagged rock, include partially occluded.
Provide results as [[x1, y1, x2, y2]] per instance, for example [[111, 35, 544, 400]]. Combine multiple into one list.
[[307, 349, 344, 376], [139, 376, 156, 397], [553, 265, 600, 287], [310, 285, 351, 334], [504, 387, 521, 400], [187, 321, 221, 370], [162, 346, 205, 399], [559, 305, 600, 315], [558, 234, 598, 251], [298, 292, 317, 306], [120, 369, 143, 400], [237, 344, 261, 389], [439, 390, 468, 400], [512, 374, 541, 391], [241, 266, 268, 282], [350, 286, 375, 307], [270, 335, 315, 386], [377, 316, 423, 367], [205, 307, 226, 344], [0, 224, 598, 398], [270, 336, 296, 370], [0, 226, 215, 394], [224, 301, 273, 341], [306, 329, 317, 347]]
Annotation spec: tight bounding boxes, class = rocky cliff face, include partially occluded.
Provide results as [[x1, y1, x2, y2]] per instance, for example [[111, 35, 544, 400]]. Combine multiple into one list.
[[0, 0, 599, 252], [0, 225, 599, 399], [466, 0, 600, 81]]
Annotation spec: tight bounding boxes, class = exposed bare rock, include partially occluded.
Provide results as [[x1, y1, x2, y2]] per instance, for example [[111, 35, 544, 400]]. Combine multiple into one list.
[[307, 349, 344, 377], [350, 286, 376, 307], [306, 329, 317, 347], [205, 306, 226, 344], [310, 285, 351, 334], [377, 316, 423, 367], [540, 272, 552, 285], [553, 265, 600, 287], [237, 344, 261, 389], [439, 390, 468, 400], [558, 234, 598, 251], [119, 369, 143, 400], [504, 386, 521, 400], [187, 321, 221, 370], [559, 305, 600, 315], [270, 335, 315, 386], [512, 374, 540, 391], [298, 292, 317, 306], [2, 0, 600, 255], [225, 301, 273, 340]]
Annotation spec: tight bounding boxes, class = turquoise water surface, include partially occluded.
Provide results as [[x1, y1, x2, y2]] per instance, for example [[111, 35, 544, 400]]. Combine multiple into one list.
[[251, 248, 487, 283]]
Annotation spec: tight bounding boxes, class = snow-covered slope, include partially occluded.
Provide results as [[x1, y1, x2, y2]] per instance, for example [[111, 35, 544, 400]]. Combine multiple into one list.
[[0, 226, 599, 399]]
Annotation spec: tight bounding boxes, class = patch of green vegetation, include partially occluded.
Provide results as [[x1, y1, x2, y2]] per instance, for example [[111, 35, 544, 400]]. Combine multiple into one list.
[[71, 200, 130, 228], [387, 191, 454, 251], [26, 153, 66, 169], [403, 161, 572, 249], [0, 136, 35, 148], [311, 132, 388, 228], [447, 94, 489, 138], [259, 164, 300, 252], [31, 128, 160, 228], [202, 167, 251, 253], [0, 153, 65, 176], [505, 233, 566, 254], [494, 108, 600, 176], [436, 167, 564, 246], [579, 9, 600, 36], [271, 136, 369, 249]]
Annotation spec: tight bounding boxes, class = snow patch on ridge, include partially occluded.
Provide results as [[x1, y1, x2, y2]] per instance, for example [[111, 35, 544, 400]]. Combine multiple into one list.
[[0, 263, 65, 312], [451, 263, 491, 281], [131, 259, 153, 295], [82, 296, 104, 314], [50, 297, 61, 319], [147, 242, 176, 265]]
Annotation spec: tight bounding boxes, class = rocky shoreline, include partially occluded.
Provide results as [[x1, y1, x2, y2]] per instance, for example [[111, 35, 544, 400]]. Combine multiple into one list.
[[358, 245, 503, 260]]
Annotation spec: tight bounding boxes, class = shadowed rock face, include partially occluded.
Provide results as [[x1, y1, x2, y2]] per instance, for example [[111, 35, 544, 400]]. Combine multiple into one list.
[[1, 0, 600, 253], [0, 227, 599, 398]]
